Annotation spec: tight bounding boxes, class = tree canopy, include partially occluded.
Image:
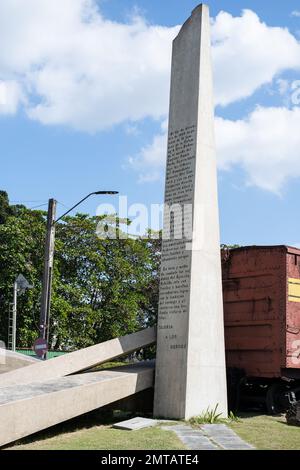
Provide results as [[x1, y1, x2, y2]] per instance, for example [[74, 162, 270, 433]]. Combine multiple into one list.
[[0, 194, 160, 351]]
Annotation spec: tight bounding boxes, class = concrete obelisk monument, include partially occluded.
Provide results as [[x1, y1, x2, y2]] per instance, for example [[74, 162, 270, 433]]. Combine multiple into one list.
[[154, 4, 228, 419]]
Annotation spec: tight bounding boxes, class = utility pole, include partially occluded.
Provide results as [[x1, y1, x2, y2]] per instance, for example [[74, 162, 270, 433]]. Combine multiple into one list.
[[38, 191, 118, 359], [39, 199, 57, 345]]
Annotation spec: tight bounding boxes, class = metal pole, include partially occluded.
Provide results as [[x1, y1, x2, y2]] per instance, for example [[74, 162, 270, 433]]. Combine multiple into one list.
[[39, 199, 57, 348], [38, 192, 117, 358], [12, 281, 18, 352]]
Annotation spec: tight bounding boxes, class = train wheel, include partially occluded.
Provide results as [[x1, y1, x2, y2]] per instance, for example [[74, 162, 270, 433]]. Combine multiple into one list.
[[266, 383, 288, 415]]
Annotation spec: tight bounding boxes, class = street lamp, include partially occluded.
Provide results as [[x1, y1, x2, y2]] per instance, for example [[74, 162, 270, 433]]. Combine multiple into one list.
[[54, 191, 119, 225], [39, 191, 118, 356]]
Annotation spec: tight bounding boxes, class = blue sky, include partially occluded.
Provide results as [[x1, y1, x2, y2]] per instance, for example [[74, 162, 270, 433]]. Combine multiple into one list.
[[1, 0, 300, 246]]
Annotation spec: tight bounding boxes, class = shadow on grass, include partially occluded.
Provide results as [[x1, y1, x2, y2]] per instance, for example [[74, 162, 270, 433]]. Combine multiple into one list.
[[4, 408, 139, 449], [235, 411, 269, 419]]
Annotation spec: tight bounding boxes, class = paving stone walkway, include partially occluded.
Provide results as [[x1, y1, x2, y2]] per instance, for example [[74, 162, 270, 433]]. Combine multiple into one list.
[[162, 423, 254, 450]]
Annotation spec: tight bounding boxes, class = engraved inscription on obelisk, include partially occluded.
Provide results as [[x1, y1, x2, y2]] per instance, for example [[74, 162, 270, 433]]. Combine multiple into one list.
[[154, 4, 228, 419]]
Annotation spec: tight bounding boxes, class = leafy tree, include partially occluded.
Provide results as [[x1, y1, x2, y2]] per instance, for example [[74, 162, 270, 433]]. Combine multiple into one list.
[[0, 191, 242, 354], [51, 216, 160, 349], [0, 191, 14, 225], [0, 195, 161, 351], [0, 206, 45, 346]]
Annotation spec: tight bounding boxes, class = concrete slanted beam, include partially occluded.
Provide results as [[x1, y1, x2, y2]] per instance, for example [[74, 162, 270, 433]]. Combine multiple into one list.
[[0, 362, 154, 447], [0, 349, 38, 375], [0, 327, 156, 387]]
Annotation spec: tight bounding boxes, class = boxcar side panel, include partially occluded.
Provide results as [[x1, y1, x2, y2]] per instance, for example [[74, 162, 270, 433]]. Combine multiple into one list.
[[223, 247, 285, 378]]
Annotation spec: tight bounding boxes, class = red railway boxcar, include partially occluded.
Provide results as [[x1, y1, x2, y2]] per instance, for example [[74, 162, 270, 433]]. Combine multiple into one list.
[[222, 245, 300, 413]]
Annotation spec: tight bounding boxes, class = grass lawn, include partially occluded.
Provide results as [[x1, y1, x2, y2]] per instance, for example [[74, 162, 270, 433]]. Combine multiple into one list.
[[230, 413, 300, 450], [4, 410, 300, 450], [6, 426, 185, 451], [4, 411, 184, 451]]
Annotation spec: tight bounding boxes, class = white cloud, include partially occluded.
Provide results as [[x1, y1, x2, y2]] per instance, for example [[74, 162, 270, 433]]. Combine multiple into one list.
[[277, 78, 290, 96], [0, 80, 24, 114], [212, 10, 300, 106], [2, 2, 300, 193], [128, 119, 168, 183], [129, 10, 300, 190], [291, 11, 300, 18], [1, 4, 300, 131], [132, 107, 300, 193], [0, 0, 178, 131], [216, 106, 300, 192]]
